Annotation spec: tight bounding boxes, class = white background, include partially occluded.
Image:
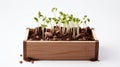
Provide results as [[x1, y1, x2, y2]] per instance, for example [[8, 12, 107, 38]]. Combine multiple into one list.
[[0, 0, 120, 67]]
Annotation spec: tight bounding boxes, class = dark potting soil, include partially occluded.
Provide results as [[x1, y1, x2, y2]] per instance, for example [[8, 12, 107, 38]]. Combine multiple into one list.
[[19, 61, 23, 64], [28, 26, 94, 41]]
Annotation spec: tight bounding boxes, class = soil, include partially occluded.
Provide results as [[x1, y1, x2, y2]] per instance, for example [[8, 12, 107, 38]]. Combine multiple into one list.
[[19, 61, 23, 64], [20, 54, 22, 57], [31, 61, 34, 64], [28, 26, 94, 41]]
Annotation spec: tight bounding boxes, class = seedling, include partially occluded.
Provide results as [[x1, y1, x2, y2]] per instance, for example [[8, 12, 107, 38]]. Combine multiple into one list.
[[51, 7, 58, 26], [51, 7, 57, 17], [41, 16, 47, 39], [82, 15, 90, 28], [34, 11, 43, 34]]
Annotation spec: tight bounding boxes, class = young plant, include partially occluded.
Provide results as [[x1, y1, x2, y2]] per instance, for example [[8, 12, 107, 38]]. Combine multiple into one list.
[[52, 17, 59, 26], [59, 11, 67, 34], [51, 7, 57, 17], [51, 7, 58, 26], [72, 17, 76, 39], [61, 19, 66, 34], [34, 17, 39, 26], [64, 14, 71, 33], [75, 18, 81, 35], [41, 16, 47, 27], [82, 15, 90, 28], [41, 16, 47, 39], [46, 17, 54, 33], [68, 14, 74, 28], [44, 17, 53, 30], [58, 11, 64, 28], [48, 17, 52, 28], [34, 11, 43, 34]]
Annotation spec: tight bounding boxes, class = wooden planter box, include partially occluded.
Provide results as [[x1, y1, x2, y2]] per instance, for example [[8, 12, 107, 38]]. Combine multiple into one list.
[[23, 28, 99, 61]]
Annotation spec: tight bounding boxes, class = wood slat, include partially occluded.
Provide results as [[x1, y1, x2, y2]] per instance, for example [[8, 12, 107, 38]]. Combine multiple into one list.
[[26, 41, 96, 60]]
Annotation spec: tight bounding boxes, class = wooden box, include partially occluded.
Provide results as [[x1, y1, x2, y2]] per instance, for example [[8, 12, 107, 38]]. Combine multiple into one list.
[[23, 28, 99, 61]]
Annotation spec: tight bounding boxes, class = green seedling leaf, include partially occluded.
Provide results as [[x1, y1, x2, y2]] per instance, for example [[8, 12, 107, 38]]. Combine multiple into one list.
[[34, 17, 38, 22], [68, 14, 73, 20], [58, 17, 61, 19], [42, 16, 46, 21], [66, 21, 69, 24], [84, 20, 86, 24], [63, 17, 66, 20], [54, 18, 59, 24], [81, 21, 83, 23], [56, 21, 58, 24], [48, 17, 51, 20], [46, 19, 50, 24], [83, 15, 87, 20], [52, 17, 56, 21], [51, 7, 57, 12], [87, 18, 90, 22], [76, 18, 80, 23], [41, 24, 47, 28], [38, 11, 43, 18], [73, 18, 76, 22], [84, 15, 87, 18], [70, 14, 73, 17], [59, 11, 63, 15], [38, 11, 41, 18]]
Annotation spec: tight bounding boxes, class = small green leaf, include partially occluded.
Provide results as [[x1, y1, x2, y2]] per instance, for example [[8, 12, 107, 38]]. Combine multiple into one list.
[[59, 11, 63, 15], [48, 17, 51, 20], [42, 16, 46, 21], [51, 7, 57, 12], [66, 21, 69, 24], [61, 19, 65, 24], [46, 19, 49, 23], [41, 24, 47, 28], [34, 17, 38, 22], [76, 18, 80, 23], [38, 11, 41, 18], [87, 18, 90, 22], [81, 21, 83, 23], [83, 15, 87, 20], [38, 11, 43, 18], [84, 15, 87, 18], [52, 17, 56, 21], [68, 14, 73, 20], [56, 21, 58, 24], [84, 20, 86, 24], [73, 18, 76, 22]]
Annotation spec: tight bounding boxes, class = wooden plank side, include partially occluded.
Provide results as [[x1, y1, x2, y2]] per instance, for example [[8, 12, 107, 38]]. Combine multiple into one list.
[[95, 40, 99, 60], [92, 29, 98, 40], [25, 41, 96, 60], [23, 41, 27, 60], [24, 28, 29, 40], [92, 29, 99, 60]]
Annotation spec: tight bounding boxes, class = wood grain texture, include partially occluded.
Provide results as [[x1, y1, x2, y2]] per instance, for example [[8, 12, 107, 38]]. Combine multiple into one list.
[[23, 28, 99, 61]]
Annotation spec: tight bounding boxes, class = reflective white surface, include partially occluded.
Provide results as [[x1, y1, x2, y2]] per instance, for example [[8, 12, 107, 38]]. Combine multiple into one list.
[[0, 0, 120, 67]]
